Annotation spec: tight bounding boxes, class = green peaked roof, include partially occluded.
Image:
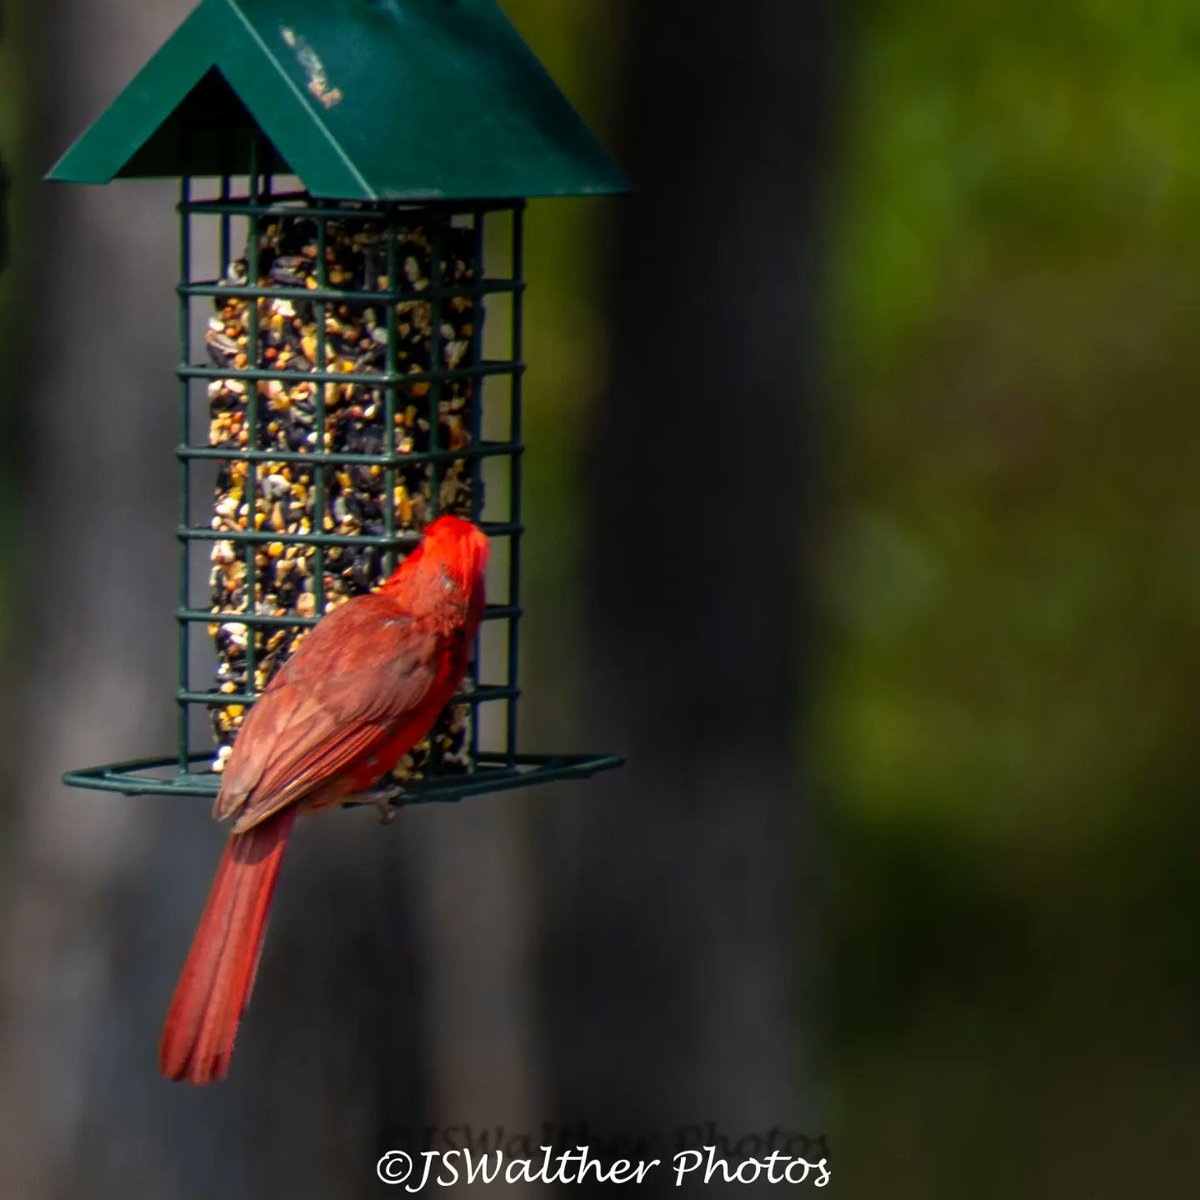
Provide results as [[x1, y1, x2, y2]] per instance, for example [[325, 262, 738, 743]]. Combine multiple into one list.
[[46, 0, 629, 200]]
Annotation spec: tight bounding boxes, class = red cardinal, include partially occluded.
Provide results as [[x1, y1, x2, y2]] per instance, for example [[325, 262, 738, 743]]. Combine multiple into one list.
[[159, 514, 488, 1085]]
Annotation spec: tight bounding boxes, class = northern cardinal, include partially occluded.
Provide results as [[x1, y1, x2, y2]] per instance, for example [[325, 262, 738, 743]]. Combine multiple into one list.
[[159, 514, 488, 1084]]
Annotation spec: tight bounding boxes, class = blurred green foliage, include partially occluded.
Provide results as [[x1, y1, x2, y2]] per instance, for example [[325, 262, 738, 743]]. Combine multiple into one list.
[[820, 1, 1200, 1193]]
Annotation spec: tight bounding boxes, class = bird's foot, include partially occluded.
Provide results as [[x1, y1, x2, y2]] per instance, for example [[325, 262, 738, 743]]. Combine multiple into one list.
[[346, 784, 403, 825]]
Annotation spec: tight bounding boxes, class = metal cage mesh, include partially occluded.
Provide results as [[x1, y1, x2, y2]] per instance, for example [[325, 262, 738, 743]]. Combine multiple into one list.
[[63, 144, 621, 804]]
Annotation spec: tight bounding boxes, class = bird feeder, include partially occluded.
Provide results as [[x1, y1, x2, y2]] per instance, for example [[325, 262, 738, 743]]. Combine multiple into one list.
[[51, 0, 627, 806]]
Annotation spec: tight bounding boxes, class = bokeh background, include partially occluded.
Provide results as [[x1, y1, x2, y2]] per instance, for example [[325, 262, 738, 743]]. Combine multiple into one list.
[[1, 0, 1197, 1196]]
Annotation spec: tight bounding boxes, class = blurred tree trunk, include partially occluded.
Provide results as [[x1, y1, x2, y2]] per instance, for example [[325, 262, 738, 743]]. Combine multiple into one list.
[[542, 0, 831, 1185]]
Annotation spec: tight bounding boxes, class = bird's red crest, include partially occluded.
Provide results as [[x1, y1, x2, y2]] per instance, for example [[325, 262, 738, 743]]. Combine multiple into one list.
[[382, 514, 489, 596]]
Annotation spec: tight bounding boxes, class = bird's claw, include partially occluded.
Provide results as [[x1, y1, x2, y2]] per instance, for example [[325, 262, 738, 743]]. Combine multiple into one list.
[[345, 784, 403, 824], [370, 784, 402, 825]]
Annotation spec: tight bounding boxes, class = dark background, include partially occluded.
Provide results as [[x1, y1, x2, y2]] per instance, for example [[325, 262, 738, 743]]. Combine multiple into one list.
[[1, 1, 1197, 1196]]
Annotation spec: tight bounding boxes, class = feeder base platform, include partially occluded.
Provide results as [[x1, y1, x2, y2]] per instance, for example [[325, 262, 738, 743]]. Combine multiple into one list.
[[63, 751, 625, 806]]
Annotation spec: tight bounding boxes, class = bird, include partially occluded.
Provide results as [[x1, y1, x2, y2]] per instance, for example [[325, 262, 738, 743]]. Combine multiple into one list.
[[159, 514, 489, 1084]]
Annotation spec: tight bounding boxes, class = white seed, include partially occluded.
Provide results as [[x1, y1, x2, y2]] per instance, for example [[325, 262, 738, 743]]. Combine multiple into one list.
[[220, 622, 248, 649], [262, 473, 290, 500]]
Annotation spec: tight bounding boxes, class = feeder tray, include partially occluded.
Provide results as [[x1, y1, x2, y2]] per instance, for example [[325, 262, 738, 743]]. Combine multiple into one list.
[[63, 752, 626, 805]]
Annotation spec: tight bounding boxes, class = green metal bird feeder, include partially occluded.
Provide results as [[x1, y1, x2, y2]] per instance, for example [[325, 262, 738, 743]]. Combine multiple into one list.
[[51, 0, 627, 806]]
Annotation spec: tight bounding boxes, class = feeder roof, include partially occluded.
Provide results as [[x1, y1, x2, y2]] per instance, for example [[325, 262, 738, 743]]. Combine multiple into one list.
[[46, 0, 629, 201]]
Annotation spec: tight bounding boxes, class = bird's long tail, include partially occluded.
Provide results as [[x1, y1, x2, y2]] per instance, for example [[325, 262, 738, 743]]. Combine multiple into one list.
[[158, 807, 297, 1084]]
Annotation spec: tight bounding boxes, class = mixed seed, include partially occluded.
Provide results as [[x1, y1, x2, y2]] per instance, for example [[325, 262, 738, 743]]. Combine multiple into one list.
[[204, 209, 479, 780]]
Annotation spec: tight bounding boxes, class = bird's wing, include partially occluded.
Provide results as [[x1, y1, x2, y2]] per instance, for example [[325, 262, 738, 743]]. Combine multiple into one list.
[[215, 596, 443, 830]]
